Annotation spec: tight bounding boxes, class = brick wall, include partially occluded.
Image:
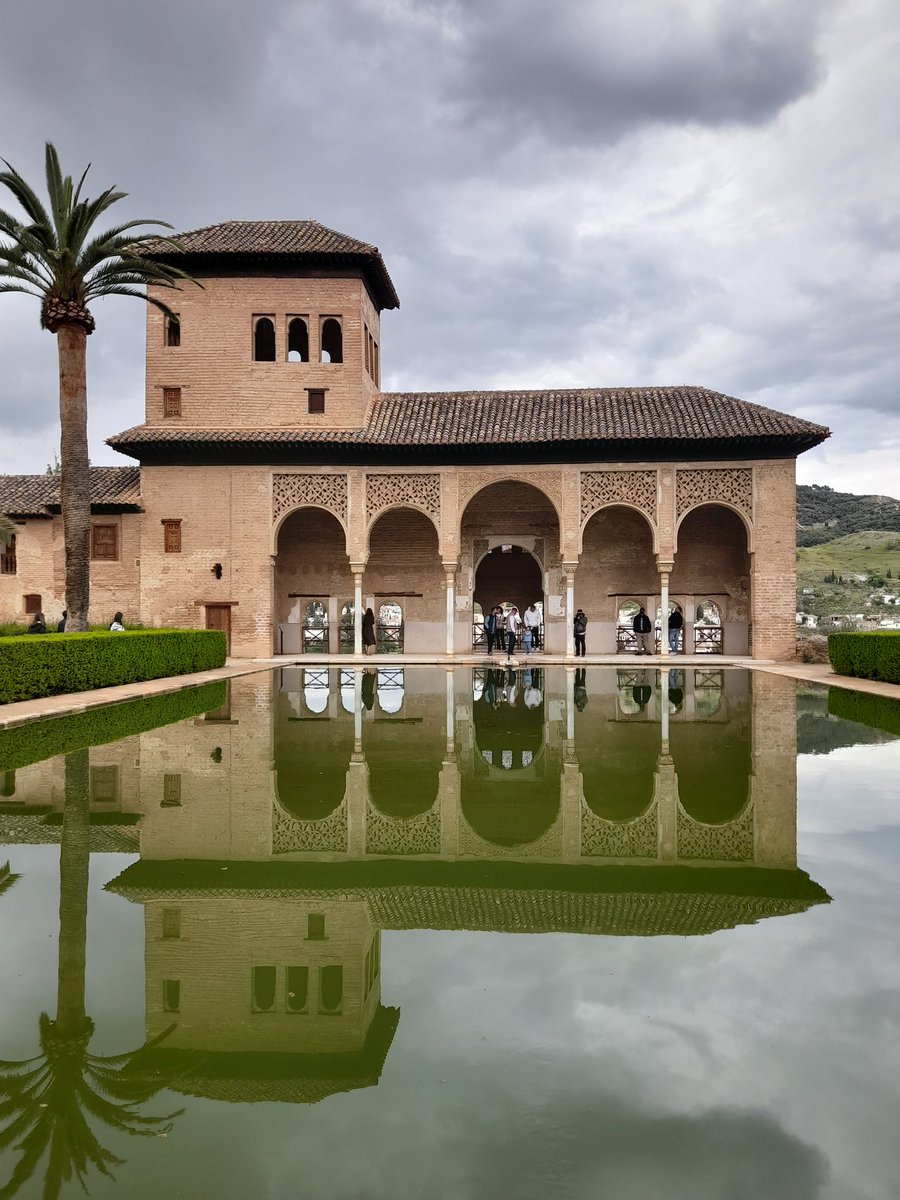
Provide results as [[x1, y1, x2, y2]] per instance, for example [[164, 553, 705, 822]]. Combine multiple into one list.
[[146, 272, 380, 431]]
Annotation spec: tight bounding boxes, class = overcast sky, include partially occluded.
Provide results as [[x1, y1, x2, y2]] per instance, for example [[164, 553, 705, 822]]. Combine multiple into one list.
[[1, 0, 898, 495]]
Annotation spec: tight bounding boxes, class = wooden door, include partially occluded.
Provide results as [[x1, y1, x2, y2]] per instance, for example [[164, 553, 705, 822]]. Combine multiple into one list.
[[205, 604, 232, 654]]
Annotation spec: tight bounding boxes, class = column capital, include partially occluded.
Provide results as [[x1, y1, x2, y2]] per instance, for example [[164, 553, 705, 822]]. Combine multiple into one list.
[[350, 561, 367, 575], [656, 559, 674, 574]]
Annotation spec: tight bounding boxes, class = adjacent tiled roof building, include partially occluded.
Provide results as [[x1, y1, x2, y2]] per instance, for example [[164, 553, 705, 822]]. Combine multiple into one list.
[[0, 465, 142, 516]]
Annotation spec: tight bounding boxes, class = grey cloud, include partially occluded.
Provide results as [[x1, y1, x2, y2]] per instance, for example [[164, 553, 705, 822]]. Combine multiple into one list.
[[441, 0, 829, 145]]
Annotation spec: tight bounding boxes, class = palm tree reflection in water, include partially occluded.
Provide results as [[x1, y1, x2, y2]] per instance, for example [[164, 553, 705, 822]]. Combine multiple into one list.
[[0, 750, 183, 1199]]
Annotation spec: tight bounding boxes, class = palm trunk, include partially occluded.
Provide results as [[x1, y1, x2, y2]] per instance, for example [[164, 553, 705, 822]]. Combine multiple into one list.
[[56, 324, 91, 632], [56, 748, 91, 1034]]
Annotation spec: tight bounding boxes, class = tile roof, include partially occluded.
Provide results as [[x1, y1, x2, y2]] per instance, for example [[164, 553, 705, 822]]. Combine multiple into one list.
[[139, 219, 400, 310], [0, 466, 141, 516], [107, 387, 829, 458]]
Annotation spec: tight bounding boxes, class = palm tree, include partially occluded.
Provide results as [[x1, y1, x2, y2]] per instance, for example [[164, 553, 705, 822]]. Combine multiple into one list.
[[0, 144, 194, 631], [0, 751, 183, 1198]]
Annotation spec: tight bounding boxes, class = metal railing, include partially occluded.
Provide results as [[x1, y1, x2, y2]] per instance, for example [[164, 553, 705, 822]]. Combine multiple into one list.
[[377, 622, 404, 653], [474, 622, 544, 651], [302, 626, 328, 653], [693, 626, 723, 654]]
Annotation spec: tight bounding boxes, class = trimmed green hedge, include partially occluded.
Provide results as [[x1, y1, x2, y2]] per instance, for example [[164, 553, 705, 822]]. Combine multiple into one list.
[[828, 631, 900, 684], [827, 688, 900, 737], [0, 680, 227, 771], [0, 629, 227, 705]]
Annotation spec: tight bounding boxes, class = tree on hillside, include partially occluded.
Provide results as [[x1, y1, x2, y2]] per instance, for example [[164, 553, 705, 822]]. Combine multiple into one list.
[[0, 144, 195, 631]]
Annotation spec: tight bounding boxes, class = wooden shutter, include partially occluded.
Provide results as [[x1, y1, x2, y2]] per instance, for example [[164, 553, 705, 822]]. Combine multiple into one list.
[[91, 524, 118, 561], [162, 519, 182, 553]]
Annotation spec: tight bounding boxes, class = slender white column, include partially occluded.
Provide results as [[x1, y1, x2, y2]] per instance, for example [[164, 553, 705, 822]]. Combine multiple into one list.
[[351, 566, 364, 656], [566, 666, 575, 742], [564, 565, 576, 658], [354, 667, 363, 750], [660, 665, 670, 748], [660, 570, 670, 657], [444, 564, 456, 656], [446, 668, 455, 754]]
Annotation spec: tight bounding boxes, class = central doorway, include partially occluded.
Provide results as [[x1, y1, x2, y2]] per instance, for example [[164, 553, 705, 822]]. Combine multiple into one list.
[[474, 545, 543, 650]]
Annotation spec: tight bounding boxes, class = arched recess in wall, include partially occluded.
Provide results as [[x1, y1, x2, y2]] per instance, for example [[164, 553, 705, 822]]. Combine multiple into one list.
[[671, 504, 751, 655], [462, 672, 557, 847], [366, 508, 443, 653], [578, 708, 659, 822], [365, 701, 444, 818], [273, 684, 355, 819], [669, 703, 752, 824], [462, 481, 560, 643], [254, 316, 276, 361], [579, 505, 658, 629], [273, 507, 352, 636]]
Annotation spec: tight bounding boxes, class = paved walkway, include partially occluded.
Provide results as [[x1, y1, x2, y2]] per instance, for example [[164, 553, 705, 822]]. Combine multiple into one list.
[[1, 654, 898, 729]]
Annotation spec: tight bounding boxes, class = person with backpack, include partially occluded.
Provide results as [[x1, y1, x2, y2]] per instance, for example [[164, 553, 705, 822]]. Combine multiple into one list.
[[668, 604, 684, 653], [573, 608, 587, 657], [633, 606, 653, 654]]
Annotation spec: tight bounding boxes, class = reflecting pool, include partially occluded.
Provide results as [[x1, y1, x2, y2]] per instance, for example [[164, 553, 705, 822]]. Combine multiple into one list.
[[1, 667, 899, 1199]]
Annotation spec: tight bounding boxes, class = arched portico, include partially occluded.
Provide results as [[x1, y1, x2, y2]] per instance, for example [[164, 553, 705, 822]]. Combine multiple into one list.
[[274, 507, 352, 654], [671, 504, 752, 655], [365, 508, 444, 653], [577, 505, 658, 654], [460, 481, 563, 651]]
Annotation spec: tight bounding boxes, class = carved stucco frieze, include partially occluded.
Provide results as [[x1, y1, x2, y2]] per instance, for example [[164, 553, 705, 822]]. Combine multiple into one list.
[[365, 800, 442, 856], [365, 472, 441, 525], [580, 470, 658, 525], [273, 472, 348, 525], [675, 468, 753, 521], [272, 802, 348, 854], [676, 802, 754, 862], [579, 798, 659, 859]]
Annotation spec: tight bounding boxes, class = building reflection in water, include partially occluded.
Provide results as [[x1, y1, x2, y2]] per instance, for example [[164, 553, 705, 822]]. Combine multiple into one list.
[[5, 667, 828, 1112]]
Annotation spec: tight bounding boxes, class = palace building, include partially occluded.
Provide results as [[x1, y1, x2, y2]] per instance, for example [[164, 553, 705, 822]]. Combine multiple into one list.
[[0, 220, 829, 658]]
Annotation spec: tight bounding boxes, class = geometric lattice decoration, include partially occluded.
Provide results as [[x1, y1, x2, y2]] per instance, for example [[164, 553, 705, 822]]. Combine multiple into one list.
[[366, 472, 441, 525], [365, 800, 442, 856], [272, 802, 348, 854], [676, 801, 754, 863], [579, 798, 659, 859], [457, 808, 563, 859], [580, 470, 658, 524], [273, 472, 348, 524], [675, 468, 752, 520]]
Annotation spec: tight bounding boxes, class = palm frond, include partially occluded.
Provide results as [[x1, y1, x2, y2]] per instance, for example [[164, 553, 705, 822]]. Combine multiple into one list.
[[0, 159, 53, 234]]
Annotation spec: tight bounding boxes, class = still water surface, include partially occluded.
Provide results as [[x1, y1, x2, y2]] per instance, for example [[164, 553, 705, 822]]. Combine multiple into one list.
[[1, 666, 899, 1199]]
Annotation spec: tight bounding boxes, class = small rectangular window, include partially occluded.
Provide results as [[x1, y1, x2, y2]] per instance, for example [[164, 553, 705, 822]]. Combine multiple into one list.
[[374, 340, 380, 385], [91, 524, 118, 561], [162, 519, 182, 553], [0, 533, 16, 575], [162, 773, 182, 807], [163, 387, 182, 417], [90, 765, 118, 804], [24, 593, 41, 614], [163, 979, 181, 1012], [165, 316, 181, 347], [307, 913, 325, 940], [307, 389, 326, 414], [162, 908, 181, 939]]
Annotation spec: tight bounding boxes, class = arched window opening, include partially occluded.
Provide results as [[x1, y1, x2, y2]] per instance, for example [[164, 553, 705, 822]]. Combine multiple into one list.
[[377, 601, 403, 653], [303, 600, 328, 653], [253, 316, 276, 362], [376, 667, 405, 713], [252, 965, 277, 1012], [319, 964, 343, 1014], [340, 666, 355, 712], [339, 601, 355, 654], [320, 317, 343, 363], [695, 599, 724, 654], [656, 600, 685, 654], [287, 317, 309, 362], [165, 314, 180, 347], [286, 966, 309, 1013], [303, 667, 329, 713], [694, 668, 724, 716], [616, 599, 642, 654]]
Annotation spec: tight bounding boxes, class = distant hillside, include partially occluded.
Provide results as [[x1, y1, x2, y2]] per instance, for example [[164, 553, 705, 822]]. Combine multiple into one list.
[[797, 484, 900, 547]]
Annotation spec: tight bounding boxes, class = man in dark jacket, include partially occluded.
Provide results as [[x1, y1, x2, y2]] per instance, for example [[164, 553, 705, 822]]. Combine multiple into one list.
[[484, 607, 498, 654], [633, 606, 653, 654]]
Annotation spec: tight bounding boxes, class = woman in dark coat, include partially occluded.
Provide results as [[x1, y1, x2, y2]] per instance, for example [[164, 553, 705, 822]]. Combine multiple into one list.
[[362, 607, 376, 655]]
